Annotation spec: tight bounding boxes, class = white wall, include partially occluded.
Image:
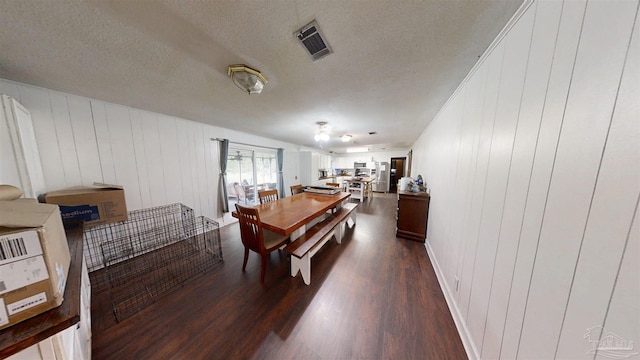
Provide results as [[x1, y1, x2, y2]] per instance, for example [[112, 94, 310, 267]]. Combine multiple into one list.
[[412, 0, 639, 359], [333, 150, 409, 169], [0, 79, 300, 224]]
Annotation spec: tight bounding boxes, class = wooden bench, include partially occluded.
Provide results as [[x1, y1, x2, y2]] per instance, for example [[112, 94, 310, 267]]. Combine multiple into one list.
[[284, 203, 357, 285]]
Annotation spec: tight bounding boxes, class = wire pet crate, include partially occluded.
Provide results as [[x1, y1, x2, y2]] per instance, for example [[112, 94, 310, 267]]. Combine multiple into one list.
[[84, 204, 223, 321]]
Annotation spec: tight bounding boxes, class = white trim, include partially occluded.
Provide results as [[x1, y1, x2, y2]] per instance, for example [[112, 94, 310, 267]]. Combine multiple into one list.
[[425, 241, 480, 360]]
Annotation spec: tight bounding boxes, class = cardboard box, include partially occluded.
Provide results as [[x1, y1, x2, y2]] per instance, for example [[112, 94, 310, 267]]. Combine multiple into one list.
[[0, 201, 70, 330], [44, 183, 127, 226]]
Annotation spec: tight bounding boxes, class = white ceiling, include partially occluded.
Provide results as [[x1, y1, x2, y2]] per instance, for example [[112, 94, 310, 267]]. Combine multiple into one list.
[[0, 0, 523, 154]]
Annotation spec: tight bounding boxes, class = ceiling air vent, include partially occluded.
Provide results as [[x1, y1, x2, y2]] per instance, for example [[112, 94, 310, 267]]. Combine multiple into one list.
[[295, 20, 332, 61]]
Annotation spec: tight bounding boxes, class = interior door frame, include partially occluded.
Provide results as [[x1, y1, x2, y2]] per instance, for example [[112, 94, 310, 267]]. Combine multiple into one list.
[[389, 157, 406, 193]]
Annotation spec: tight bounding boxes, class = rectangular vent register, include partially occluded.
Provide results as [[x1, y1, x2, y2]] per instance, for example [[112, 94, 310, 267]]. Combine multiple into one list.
[[296, 20, 333, 61]]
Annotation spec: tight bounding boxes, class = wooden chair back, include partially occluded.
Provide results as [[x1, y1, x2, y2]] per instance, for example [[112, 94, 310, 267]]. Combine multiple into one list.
[[290, 184, 304, 195], [234, 204, 266, 253], [326, 182, 340, 187], [235, 204, 289, 283], [258, 189, 279, 204]]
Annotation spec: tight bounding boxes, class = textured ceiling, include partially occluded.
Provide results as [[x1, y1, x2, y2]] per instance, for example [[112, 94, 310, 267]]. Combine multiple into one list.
[[0, 0, 523, 153]]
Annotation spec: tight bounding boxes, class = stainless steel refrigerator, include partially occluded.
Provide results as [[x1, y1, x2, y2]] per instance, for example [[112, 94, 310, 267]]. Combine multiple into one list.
[[372, 162, 389, 192]]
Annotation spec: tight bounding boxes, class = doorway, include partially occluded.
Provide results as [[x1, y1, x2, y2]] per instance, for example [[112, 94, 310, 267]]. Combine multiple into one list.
[[389, 157, 405, 193]]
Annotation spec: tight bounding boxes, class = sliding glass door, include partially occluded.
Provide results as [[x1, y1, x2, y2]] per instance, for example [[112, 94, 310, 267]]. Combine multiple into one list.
[[226, 148, 277, 207]]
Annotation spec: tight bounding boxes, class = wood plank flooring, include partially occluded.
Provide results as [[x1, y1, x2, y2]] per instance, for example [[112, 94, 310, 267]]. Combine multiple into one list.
[[91, 193, 467, 359]]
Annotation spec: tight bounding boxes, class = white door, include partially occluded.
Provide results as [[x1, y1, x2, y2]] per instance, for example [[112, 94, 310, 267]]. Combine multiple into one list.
[[1, 95, 45, 198]]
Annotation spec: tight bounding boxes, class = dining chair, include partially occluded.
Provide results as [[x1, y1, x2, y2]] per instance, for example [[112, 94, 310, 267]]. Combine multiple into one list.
[[234, 183, 254, 204], [258, 189, 279, 204], [326, 182, 340, 187], [290, 184, 304, 195], [235, 204, 289, 283]]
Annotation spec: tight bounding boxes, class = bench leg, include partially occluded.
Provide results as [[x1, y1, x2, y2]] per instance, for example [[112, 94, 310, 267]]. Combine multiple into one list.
[[290, 255, 311, 285], [347, 212, 356, 227], [336, 225, 342, 244]]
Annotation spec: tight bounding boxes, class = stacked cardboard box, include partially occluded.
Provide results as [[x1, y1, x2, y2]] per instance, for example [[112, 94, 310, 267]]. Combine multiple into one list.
[[0, 201, 70, 330], [44, 183, 127, 227]]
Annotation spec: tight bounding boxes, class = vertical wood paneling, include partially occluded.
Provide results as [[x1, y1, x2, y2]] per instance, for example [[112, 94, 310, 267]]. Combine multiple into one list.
[[457, 42, 505, 321], [466, 7, 535, 350], [440, 96, 465, 275], [17, 86, 67, 190], [104, 104, 142, 210], [91, 101, 117, 184], [518, 2, 637, 358], [481, 1, 563, 358], [193, 122, 208, 216], [556, 18, 639, 357], [443, 87, 470, 288], [176, 118, 195, 211], [2, 79, 297, 225], [139, 111, 167, 207], [413, 1, 638, 359], [499, 2, 587, 357], [49, 93, 82, 187], [67, 96, 101, 186], [129, 109, 153, 208], [596, 203, 639, 360], [452, 72, 486, 290], [157, 115, 183, 206]]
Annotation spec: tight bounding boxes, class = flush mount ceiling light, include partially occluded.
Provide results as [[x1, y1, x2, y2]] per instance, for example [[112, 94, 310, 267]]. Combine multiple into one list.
[[346, 147, 369, 153], [227, 64, 268, 94], [341, 135, 352, 142], [314, 121, 331, 142]]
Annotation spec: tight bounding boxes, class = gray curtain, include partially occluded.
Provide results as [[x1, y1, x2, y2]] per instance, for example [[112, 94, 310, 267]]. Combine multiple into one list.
[[277, 148, 284, 198], [218, 139, 230, 216]]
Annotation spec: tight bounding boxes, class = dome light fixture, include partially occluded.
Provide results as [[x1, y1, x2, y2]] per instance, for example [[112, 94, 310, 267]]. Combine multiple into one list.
[[341, 134, 352, 142], [228, 64, 268, 94]]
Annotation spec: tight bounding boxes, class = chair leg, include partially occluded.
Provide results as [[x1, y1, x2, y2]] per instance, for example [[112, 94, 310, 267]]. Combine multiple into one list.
[[260, 254, 267, 283], [242, 247, 249, 271]]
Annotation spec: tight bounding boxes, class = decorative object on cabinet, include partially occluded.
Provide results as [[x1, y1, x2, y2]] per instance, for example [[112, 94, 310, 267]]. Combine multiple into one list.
[[396, 191, 430, 242], [84, 203, 223, 321]]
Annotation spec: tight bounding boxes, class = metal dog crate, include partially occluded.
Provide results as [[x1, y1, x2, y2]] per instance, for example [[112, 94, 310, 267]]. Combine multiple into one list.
[[84, 204, 223, 321]]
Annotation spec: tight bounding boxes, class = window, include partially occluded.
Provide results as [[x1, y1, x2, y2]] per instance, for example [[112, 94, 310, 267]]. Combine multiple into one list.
[[226, 148, 278, 207]]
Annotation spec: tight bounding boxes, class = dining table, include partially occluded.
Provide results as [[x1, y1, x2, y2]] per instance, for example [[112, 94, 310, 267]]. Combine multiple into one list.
[[232, 191, 351, 239]]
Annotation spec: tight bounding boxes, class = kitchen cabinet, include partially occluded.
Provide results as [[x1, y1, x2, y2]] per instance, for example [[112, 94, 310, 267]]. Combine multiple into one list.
[[396, 191, 430, 242], [300, 151, 332, 186]]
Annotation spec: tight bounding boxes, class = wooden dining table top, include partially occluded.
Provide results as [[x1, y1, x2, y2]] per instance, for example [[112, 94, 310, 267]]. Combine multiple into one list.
[[232, 191, 351, 236]]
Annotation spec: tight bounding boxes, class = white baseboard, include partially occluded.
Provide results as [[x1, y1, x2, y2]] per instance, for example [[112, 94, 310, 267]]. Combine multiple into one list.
[[424, 241, 480, 360]]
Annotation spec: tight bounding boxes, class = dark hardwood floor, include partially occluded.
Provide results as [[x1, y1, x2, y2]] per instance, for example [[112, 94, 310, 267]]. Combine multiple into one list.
[[91, 193, 467, 359]]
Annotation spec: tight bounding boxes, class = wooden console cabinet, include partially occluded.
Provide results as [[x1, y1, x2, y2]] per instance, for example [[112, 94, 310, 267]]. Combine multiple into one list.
[[396, 191, 430, 242]]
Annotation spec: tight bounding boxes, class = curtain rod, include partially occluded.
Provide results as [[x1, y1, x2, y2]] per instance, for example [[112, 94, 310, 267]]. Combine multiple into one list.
[[211, 138, 281, 151]]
